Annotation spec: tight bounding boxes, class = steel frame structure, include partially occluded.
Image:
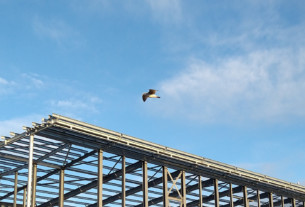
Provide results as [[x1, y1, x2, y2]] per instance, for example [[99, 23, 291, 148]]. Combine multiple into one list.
[[0, 113, 304, 207]]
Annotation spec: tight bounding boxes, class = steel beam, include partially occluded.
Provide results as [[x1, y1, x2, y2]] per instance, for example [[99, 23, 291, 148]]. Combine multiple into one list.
[[187, 184, 243, 206], [199, 176, 203, 207], [97, 170, 181, 207], [268, 197, 295, 207], [222, 192, 269, 207], [38, 160, 142, 207], [0, 152, 60, 170], [122, 156, 126, 207], [243, 186, 249, 207], [98, 149, 103, 207], [143, 161, 148, 207], [59, 168, 64, 207], [14, 171, 18, 207], [31, 163, 37, 207], [257, 190, 261, 207], [0, 150, 96, 201], [229, 183, 233, 207], [0, 143, 68, 177], [181, 171, 186, 206], [23, 188, 26, 207], [269, 193, 273, 207], [163, 166, 169, 207], [214, 179, 219, 207], [292, 198, 296, 207], [27, 134, 34, 207], [137, 178, 214, 207]]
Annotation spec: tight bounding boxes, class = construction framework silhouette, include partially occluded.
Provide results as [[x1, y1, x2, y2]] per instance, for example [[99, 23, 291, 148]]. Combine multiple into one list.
[[0, 114, 304, 207]]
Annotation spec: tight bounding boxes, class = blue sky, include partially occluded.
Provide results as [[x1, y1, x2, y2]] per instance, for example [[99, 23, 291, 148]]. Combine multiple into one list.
[[1, 1, 305, 185]]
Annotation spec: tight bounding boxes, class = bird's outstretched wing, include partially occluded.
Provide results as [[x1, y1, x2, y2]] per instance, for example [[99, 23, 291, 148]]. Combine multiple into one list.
[[142, 94, 148, 102], [148, 89, 157, 94]]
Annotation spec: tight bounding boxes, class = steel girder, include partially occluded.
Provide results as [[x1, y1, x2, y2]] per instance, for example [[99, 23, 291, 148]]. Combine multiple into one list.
[[0, 114, 305, 207]]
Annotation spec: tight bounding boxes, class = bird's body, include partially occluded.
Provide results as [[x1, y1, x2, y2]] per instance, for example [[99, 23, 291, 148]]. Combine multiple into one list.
[[142, 89, 160, 102]]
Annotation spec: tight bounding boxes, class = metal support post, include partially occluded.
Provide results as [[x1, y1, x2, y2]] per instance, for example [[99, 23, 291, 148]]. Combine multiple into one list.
[[214, 179, 219, 207], [98, 149, 103, 207], [268, 193, 273, 207], [229, 183, 234, 207], [181, 171, 186, 206], [143, 161, 148, 207], [14, 171, 18, 207], [59, 168, 64, 207], [291, 198, 295, 207], [23, 188, 26, 207], [198, 176, 203, 207], [31, 163, 37, 207], [243, 186, 248, 207], [27, 134, 34, 207], [257, 190, 261, 207], [122, 156, 126, 207], [281, 196, 284, 207], [163, 166, 168, 207]]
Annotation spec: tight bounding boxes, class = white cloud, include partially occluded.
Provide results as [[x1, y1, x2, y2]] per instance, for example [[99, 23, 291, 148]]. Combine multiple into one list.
[[21, 73, 44, 89], [0, 73, 44, 96], [0, 114, 43, 137], [157, 48, 305, 124], [32, 17, 83, 47], [0, 77, 9, 85], [49, 95, 102, 117], [0, 76, 15, 94], [33, 19, 67, 41]]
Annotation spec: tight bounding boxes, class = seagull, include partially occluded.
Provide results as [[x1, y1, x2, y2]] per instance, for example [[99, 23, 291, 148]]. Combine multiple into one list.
[[142, 89, 160, 102]]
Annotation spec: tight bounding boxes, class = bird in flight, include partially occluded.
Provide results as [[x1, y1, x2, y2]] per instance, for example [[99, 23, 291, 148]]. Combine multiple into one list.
[[142, 89, 160, 102]]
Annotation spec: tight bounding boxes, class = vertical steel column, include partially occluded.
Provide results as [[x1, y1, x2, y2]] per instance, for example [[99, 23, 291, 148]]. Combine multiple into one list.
[[98, 149, 103, 207], [281, 196, 284, 207], [257, 190, 261, 207], [291, 198, 296, 207], [229, 183, 234, 207], [303, 201, 305, 207], [198, 176, 203, 207], [26, 134, 34, 207], [243, 186, 248, 207], [122, 156, 126, 207], [268, 193, 273, 207], [31, 163, 37, 207], [142, 161, 148, 207], [181, 171, 186, 206], [59, 168, 65, 207], [214, 179, 219, 207], [163, 166, 168, 207], [14, 171, 18, 207], [23, 188, 26, 207]]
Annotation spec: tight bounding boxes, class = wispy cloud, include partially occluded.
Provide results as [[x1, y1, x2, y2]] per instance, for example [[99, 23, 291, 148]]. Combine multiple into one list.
[[32, 17, 84, 48], [21, 73, 44, 89], [0, 114, 43, 137], [0, 77, 9, 85], [0, 73, 43, 96], [1, 72, 103, 118], [33, 18, 68, 41], [153, 1, 305, 125], [49, 95, 102, 117], [157, 48, 305, 124]]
